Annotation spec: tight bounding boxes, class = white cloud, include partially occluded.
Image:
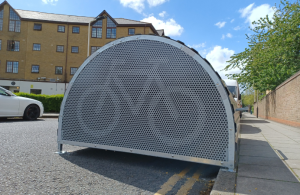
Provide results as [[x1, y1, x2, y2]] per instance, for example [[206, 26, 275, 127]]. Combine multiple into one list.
[[239, 3, 275, 28], [221, 33, 233, 39], [120, 0, 168, 13], [239, 3, 254, 17], [234, 26, 241, 30], [42, 0, 58, 5], [143, 13, 154, 17], [215, 21, 226, 28], [120, 0, 145, 13], [187, 43, 206, 49], [159, 11, 166, 17], [206, 46, 238, 79], [199, 49, 208, 56], [141, 16, 183, 36], [147, 0, 169, 7], [230, 19, 234, 23], [226, 33, 232, 38]]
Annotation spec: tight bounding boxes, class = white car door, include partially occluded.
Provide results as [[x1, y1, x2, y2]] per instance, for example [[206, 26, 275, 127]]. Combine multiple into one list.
[[0, 88, 20, 116]]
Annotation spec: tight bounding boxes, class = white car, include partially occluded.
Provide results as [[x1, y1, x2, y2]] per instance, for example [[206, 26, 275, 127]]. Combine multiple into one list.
[[0, 86, 44, 120]]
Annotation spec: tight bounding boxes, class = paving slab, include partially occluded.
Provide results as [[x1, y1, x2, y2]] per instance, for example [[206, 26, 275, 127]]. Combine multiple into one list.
[[270, 143, 300, 148], [280, 135, 300, 138], [239, 150, 278, 158], [240, 137, 265, 140], [238, 156, 284, 167], [236, 176, 300, 195], [240, 134, 264, 137], [285, 160, 300, 169], [238, 160, 298, 182], [239, 145, 273, 151], [276, 148, 300, 154], [262, 135, 287, 138], [279, 152, 300, 160], [267, 140, 299, 144], [265, 137, 294, 141], [293, 169, 300, 179], [239, 139, 270, 146]]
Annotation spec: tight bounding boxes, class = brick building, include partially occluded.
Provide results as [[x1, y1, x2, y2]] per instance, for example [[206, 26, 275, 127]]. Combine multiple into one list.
[[0, 1, 162, 94]]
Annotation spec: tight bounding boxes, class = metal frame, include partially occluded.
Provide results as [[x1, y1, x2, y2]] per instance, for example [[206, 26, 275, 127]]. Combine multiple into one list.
[[57, 35, 236, 171]]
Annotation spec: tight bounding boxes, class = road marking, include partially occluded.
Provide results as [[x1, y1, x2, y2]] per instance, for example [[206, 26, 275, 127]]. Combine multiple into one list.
[[154, 166, 192, 195], [175, 168, 201, 195]]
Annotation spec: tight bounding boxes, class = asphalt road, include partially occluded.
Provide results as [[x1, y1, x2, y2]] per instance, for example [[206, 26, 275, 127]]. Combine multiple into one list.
[[0, 118, 219, 195]]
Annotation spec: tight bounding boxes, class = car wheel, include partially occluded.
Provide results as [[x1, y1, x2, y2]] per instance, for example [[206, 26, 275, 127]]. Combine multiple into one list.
[[23, 104, 40, 120]]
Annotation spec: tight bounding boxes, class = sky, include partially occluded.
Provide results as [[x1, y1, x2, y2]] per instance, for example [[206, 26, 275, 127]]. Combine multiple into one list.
[[5, 0, 295, 79]]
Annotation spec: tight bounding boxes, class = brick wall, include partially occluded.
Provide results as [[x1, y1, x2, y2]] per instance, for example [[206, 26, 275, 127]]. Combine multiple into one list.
[[253, 70, 300, 127]]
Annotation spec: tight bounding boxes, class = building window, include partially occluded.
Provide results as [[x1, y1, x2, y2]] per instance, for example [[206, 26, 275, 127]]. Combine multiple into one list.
[[70, 67, 78, 75], [33, 43, 41, 51], [7, 40, 20, 51], [91, 46, 101, 54], [106, 17, 116, 39], [72, 26, 80, 33], [32, 43, 41, 51], [0, 8, 3, 31], [55, 66, 63, 75], [6, 61, 19, 73], [33, 23, 42, 31], [57, 25, 65, 32], [92, 20, 102, 38], [9, 8, 21, 32], [30, 89, 42, 94], [31, 65, 39, 73], [71, 46, 79, 53], [56, 45, 64, 52], [128, 28, 135, 35]]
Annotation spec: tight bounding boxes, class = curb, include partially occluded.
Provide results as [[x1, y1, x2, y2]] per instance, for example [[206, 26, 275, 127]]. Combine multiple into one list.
[[210, 169, 235, 195], [40, 115, 59, 118]]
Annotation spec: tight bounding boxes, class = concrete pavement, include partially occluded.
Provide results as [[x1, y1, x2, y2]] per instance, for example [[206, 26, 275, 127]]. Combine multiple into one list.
[[212, 112, 300, 195]]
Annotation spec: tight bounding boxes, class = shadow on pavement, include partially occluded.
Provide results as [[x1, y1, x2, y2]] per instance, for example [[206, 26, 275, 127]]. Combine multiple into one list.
[[61, 147, 220, 193], [0, 118, 45, 123], [240, 124, 261, 134], [240, 120, 270, 123]]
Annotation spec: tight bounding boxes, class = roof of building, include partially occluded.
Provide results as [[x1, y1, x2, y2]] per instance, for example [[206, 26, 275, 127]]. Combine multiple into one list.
[[14, 9, 159, 34], [0, 1, 162, 35], [15, 9, 151, 26], [15, 9, 94, 23]]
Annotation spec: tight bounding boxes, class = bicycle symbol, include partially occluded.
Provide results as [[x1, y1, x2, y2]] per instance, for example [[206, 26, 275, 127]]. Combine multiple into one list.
[[76, 58, 207, 147]]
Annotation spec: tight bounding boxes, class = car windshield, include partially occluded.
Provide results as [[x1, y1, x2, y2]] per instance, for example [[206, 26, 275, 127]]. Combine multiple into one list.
[[0, 87, 15, 96]]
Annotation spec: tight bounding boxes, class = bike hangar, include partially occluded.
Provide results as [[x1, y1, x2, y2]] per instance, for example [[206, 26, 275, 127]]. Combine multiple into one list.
[[57, 35, 240, 172]]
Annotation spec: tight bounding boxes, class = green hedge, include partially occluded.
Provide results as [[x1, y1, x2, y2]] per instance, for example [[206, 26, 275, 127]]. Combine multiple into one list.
[[15, 92, 64, 113]]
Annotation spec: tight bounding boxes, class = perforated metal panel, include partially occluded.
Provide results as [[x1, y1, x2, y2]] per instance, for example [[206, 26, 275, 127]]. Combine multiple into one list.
[[58, 35, 236, 169]]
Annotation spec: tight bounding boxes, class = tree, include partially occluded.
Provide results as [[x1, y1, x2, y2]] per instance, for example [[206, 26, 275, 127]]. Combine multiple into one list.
[[241, 87, 254, 107], [224, 0, 300, 91]]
